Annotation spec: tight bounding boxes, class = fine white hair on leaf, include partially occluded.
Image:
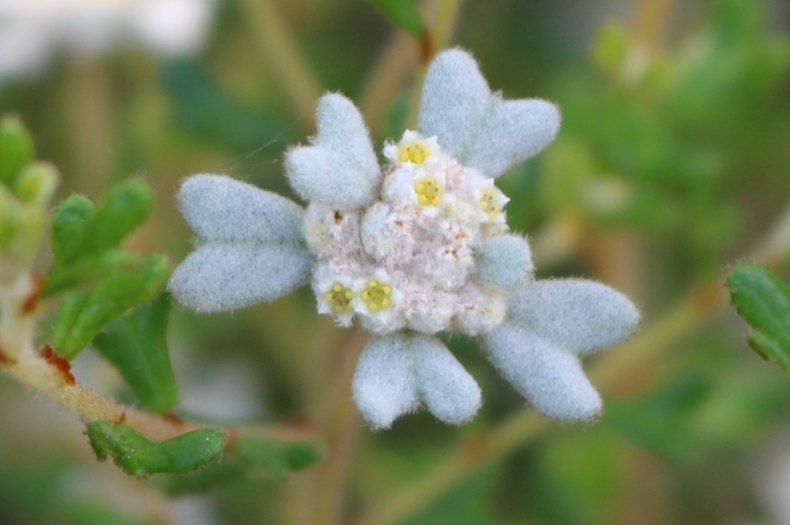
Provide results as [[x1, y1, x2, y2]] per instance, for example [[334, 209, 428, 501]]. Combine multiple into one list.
[[482, 321, 603, 422], [352, 332, 481, 429], [474, 234, 534, 291], [417, 49, 490, 164], [168, 244, 313, 313], [170, 174, 314, 312], [507, 279, 640, 356], [285, 93, 381, 210], [417, 48, 561, 178], [177, 174, 305, 243]]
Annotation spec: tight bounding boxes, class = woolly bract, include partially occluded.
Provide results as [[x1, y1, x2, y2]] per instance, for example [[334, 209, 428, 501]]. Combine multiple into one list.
[[169, 48, 639, 428]]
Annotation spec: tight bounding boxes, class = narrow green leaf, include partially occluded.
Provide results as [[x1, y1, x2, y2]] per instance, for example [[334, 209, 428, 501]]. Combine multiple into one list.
[[52, 255, 170, 359], [51, 194, 98, 264], [87, 422, 225, 476], [727, 264, 790, 374], [79, 179, 153, 255], [42, 250, 136, 298], [93, 294, 178, 414], [234, 435, 322, 478], [370, 0, 424, 37], [0, 116, 34, 187]]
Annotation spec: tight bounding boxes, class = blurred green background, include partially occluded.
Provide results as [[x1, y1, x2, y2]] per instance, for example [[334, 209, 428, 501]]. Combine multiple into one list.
[[2, 0, 790, 524]]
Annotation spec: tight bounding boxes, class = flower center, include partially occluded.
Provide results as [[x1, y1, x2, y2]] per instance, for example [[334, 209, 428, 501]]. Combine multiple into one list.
[[414, 177, 442, 206], [325, 283, 353, 313], [399, 142, 430, 164], [361, 280, 391, 311]]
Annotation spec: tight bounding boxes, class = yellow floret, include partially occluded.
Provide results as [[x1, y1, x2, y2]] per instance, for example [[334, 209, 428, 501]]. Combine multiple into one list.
[[361, 280, 392, 311], [325, 283, 354, 313], [479, 187, 502, 220], [399, 142, 430, 164], [414, 176, 442, 206]]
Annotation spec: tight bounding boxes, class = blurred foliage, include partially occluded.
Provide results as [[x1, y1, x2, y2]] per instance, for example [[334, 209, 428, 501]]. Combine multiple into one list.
[[1, 0, 790, 524]]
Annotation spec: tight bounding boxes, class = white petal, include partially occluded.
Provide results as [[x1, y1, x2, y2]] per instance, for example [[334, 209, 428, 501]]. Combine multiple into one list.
[[463, 99, 560, 178], [285, 94, 381, 210], [483, 321, 602, 422], [474, 234, 534, 291], [352, 334, 419, 430], [168, 244, 313, 313], [178, 174, 304, 244], [507, 280, 639, 355], [417, 49, 490, 161], [413, 334, 481, 424]]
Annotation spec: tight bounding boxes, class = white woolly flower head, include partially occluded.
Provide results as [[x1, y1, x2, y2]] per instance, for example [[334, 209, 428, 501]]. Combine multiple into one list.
[[169, 48, 639, 430]]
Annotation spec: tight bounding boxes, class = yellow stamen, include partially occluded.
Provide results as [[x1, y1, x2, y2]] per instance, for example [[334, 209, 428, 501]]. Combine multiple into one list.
[[399, 142, 430, 165], [326, 283, 354, 313], [414, 176, 442, 206], [361, 280, 392, 312]]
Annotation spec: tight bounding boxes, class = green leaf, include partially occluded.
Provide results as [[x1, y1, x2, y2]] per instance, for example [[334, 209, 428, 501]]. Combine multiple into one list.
[[93, 294, 178, 414], [52, 255, 170, 359], [51, 194, 98, 264], [42, 249, 136, 298], [87, 422, 225, 476], [234, 435, 322, 478], [14, 161, 59, 207], [79, 179, 153, 255], [0, 116, 34, 187], [370, 0, 424, 37], [155, 460, 246, 496], [727, 264, 790, 374]]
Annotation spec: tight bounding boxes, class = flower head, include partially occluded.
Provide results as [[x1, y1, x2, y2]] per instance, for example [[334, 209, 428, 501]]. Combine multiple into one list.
[[168, 48, 639, 429]]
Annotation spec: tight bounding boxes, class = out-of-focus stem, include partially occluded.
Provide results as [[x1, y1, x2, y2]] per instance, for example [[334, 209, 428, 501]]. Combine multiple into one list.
[[360, 0, 463, 135], [240, 0, 321, 132], [62, 58, 115, 197]]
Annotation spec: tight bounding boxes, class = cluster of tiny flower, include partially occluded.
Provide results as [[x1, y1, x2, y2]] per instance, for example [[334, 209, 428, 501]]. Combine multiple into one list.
[[169, 48, 639, 429], [307, 129, 519, 336]]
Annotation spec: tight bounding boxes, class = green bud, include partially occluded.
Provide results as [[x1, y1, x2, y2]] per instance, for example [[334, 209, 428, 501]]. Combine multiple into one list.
[[14, 161, 59, 207], [0, 116, 35, 187]]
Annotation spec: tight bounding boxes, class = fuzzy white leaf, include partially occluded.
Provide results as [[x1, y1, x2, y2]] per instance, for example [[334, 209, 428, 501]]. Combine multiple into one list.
[[352, 333, 420, 429], [483, 321, 603, 422], [474, 234, 534, 291], [417, 49, 490, 162], [352, 332, 481, 429], [168, 244, 313, 313], [418, 48, 560, 178], [507, 279, 639, 355], [178, 174, 304, 243], [285, 93, 381, 210]]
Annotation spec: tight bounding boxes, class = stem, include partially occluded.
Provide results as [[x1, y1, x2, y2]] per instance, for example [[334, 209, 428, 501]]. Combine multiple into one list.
[[240, 0, 322, 132]]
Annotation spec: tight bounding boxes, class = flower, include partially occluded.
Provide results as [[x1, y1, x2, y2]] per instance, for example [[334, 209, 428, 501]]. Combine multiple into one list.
[[168, 48, 640, 429]]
